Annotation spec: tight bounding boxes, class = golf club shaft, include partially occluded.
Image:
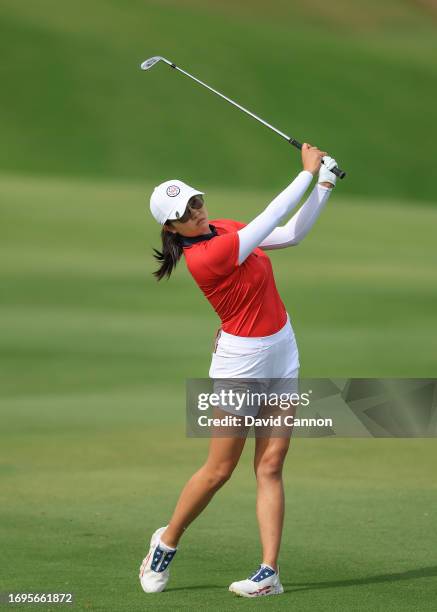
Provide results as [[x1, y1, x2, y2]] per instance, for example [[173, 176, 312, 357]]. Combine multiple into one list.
[[164, 59, 346, 179]]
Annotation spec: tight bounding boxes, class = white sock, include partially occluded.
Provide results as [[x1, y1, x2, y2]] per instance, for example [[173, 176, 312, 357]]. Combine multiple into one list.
[[158, 538, 177, 552]]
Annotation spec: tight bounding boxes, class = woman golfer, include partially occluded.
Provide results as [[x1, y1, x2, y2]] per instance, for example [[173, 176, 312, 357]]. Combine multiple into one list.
[[140, 144, 337, 598]]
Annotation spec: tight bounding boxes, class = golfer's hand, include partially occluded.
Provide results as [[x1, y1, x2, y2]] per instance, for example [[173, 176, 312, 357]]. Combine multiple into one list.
[[301, 143, 327, 175], [318, 156, 338, 188]]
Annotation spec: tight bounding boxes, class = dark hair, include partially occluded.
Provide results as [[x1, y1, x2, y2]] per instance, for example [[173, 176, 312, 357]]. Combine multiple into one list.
[[153, 222, 183, 281]]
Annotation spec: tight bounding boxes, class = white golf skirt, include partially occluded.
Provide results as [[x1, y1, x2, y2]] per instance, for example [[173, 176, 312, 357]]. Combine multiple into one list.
[[208, 314, 299, 417], [209, 313, 299, 378]]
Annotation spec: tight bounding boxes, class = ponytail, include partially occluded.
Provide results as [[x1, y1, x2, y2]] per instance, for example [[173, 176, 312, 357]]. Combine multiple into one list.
[[153, 224, 183, 281]]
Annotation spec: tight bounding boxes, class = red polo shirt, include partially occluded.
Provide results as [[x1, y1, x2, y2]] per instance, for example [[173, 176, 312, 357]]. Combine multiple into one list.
[[182, 218, 287, 337]]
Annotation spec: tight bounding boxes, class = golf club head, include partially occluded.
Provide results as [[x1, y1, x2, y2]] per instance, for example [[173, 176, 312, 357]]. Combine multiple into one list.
[[140, 56, 170, 71]]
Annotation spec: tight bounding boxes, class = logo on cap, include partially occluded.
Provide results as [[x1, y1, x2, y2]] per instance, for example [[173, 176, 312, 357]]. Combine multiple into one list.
[[166, 185, 180, 197]]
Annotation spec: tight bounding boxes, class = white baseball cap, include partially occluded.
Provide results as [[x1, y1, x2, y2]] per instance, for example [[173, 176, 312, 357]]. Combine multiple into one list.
[[150, 179, 205, 225]]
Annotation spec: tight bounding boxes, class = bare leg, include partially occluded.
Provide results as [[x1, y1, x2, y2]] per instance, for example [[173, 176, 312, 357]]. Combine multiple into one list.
[[254, 436, 291, 570], [161, 432, 247, 548]]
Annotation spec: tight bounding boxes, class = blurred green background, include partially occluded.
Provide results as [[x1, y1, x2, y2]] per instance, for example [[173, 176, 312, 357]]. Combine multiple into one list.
[[1, 1, 437, 610], [1, 0, 437, 200]]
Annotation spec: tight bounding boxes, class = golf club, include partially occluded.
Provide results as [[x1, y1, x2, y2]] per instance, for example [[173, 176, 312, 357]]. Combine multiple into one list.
[[140, 55, 346, 179]]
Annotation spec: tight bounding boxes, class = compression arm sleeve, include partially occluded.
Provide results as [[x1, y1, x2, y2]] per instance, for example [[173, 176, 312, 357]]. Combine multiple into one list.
[[237, 170, 313, 264], [259, 184, 333, 250]]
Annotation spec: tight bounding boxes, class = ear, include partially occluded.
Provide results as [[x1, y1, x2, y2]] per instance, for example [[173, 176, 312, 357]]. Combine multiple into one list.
[[163, 222, 177, 234]]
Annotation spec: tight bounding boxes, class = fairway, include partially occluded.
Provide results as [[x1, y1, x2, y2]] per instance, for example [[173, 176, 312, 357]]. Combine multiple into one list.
[[2, 0, 437, 608], [1, 173, 437, 610]]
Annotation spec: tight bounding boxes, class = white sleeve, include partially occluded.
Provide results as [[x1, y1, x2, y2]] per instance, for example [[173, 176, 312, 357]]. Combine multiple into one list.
[[259, 184, 333, 250], [237, 170, 313, 264]]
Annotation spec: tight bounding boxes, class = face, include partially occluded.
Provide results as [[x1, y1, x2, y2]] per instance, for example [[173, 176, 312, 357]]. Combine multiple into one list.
[[165, 195, 210, 237]]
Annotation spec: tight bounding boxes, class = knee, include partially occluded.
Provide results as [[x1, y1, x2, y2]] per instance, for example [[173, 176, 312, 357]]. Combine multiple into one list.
[[255, 454, 285, 481], [204, 461, 235, 490]]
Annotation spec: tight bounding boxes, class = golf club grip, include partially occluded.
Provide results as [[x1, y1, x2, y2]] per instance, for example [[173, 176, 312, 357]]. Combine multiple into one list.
[[288, 138, 346, 179], [331, 165, 346, 179]]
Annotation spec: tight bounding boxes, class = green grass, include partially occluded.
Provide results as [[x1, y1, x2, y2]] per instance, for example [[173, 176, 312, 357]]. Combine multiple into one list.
[[1, 171, 436, 392], [2, 2, 437, 608], [1, 172, 437, 610], [1, 406, 437, 611], [0, 0, 437, 201]]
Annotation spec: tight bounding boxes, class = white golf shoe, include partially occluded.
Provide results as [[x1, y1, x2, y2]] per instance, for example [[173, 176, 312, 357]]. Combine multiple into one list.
[[139, 526, 177, 593], [229, 564, 284, 598]]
